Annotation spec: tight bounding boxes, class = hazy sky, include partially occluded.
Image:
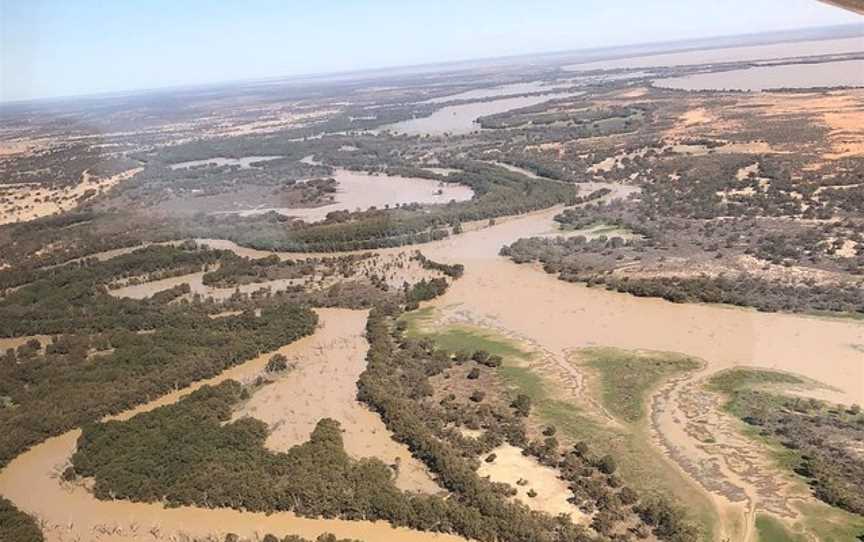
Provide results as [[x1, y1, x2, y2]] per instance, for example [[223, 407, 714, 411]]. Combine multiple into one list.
[[1, 0, 860, 102]]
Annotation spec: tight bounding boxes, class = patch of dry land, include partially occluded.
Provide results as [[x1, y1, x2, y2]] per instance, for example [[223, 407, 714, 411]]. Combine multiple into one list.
[[106, 270, 306, 302], [478, 443, 587, 522], [663, 89, 864, 160], [0, 309, 461, 542], [106, 249, 442, 301], [0, 168, 142, 225]]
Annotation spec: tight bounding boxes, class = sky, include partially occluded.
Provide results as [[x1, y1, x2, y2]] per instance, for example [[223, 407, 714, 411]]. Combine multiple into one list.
[[1, 0, 861, 102]]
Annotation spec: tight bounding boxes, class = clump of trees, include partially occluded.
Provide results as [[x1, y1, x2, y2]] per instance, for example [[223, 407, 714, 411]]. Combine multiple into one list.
[[503, 235, 864, 315], [0, 245, 319, 468], [266, 353, 290, 373], [0, 497, 43, 542], [71, 382, 409, 519], [404, 278, 449, 307], [711, 372, 864, 517], [411, 252, 464, 278]]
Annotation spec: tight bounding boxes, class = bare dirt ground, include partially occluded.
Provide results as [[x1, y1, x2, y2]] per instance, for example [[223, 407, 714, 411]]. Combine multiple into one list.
[[107, 270, 308, 302], [233, 308, 441, 494], [0, 168, 142, 225], [750, 90, 864, 160], [478, 443, 588, 522], [106, 250, 441, 300], [0, 335, 53, 353], [659, 89, 864, 163]]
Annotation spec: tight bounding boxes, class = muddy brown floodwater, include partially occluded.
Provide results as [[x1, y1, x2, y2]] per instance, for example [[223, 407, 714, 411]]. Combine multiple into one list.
[[414, 209, 863, 541], [225, 168, 474, 221], [2, 205, 862, 542], [382, 92, 580, 136], [656, 58, 864, 91], [0, 309, 465, 542], [565, 36, 864, 71], [232, 309, 441, 494]]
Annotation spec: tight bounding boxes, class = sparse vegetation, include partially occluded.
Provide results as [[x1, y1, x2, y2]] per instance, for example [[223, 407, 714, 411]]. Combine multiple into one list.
[[579, 348, 702, 423], [709, 369, 864, 517]]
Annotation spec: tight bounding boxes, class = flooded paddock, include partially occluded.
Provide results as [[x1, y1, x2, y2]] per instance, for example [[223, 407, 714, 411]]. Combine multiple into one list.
[[168, 155, 283, 170], [655, 58, 864, 91], [565, 36, 864, 71], [232, 309, 442, 494], [383, 92, 579, 136], [228, 167, 474, 221], [421, 80, 574, 104]]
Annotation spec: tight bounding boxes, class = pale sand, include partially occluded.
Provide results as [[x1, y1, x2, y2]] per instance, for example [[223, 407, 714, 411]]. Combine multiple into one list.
[[0, 138, 45, 157], [107, 251, 441, 300], [478, 444, 588, 523], [0, 335, 53, 353], [0, 309, 462, 542], [107, 270, 306, 302], [233, 309, 441, 494], [751, 90, 864, 160], [0, 168, 142, 226], [678, 108, 715, 131]]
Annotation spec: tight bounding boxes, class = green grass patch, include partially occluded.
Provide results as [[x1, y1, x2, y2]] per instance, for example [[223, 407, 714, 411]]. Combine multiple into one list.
[[797, 502, 864, 542], [707, 369, 808, 484], [402, 310, 718, 540], [578, 223, 633, 237], [707, 368, 805, 395], [498, 350, 718, 540], [426, 327, 529, 360], [399, 306, 436, 335], [400, 308, 530, 362], [708, 369, 864, 541], [755, 514, 807, 542], [579, 347, 702, 423], [738, 423, 802, 474]]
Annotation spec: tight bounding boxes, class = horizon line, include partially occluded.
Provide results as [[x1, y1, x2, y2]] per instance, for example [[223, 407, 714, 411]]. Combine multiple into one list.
[[2, 21, 862, 108]]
